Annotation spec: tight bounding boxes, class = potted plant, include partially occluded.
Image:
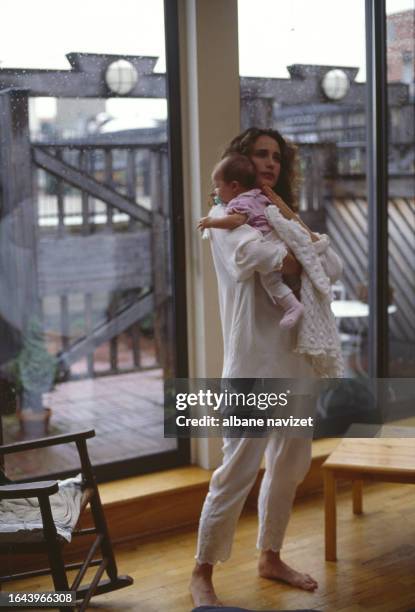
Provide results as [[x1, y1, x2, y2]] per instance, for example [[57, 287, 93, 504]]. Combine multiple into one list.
[[6, 317, 58, 438], [0, 376, 18, 446]]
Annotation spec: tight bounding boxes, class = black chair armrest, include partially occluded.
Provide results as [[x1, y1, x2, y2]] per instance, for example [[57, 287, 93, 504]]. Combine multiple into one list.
[[0, 430, 95, 456], [0, 480, 59, 499]]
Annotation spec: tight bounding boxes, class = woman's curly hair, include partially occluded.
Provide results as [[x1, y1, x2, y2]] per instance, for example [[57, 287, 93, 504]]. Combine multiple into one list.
[[222, 127, 300, 212]]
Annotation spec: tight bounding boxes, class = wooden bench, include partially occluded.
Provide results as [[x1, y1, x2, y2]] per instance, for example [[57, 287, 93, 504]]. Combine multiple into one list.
[[322, 434, 415, 561]]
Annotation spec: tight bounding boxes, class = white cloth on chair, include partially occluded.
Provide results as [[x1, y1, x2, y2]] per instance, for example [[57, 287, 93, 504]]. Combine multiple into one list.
[[0, 474, 83, 543]]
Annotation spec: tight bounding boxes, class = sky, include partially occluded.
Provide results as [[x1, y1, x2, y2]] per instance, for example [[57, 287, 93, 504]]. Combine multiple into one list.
[[0, 0, 413, 127], [239, 0, 414, 80]]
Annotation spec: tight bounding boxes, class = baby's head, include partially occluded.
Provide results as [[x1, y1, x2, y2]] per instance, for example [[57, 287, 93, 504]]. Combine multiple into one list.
[[211, 154, 257, 204]]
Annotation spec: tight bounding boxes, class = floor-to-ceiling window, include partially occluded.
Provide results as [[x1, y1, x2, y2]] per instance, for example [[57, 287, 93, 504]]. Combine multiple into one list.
[[386, 1, 415, 378], [237, 0, 414, 432], [0, 0, 189, 482], [238, 0, 414, 377], [238, 0, 371, 379]]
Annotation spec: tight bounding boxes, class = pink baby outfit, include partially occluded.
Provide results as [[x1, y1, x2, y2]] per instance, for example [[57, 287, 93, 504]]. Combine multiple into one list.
[[225, 188, 272, 235], [224, 188, 306, 332]]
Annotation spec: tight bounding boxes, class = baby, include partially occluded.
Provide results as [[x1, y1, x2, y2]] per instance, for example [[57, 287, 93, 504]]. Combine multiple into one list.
[[198, 154, 304, 330]]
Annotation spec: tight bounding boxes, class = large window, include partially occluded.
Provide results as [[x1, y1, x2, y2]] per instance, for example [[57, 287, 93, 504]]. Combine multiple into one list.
[[238, 0, 370, 379], [386, 0, 415, 377], [0, 0, 189, 481], [238, 0, 414, 381]]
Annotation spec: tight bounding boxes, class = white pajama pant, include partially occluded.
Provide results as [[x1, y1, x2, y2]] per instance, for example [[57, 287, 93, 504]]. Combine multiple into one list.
[[195, 434, 312, 564]]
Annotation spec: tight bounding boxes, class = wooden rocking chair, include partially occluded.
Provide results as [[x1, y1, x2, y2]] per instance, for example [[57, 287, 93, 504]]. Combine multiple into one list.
[[0, 429, 133, 611]]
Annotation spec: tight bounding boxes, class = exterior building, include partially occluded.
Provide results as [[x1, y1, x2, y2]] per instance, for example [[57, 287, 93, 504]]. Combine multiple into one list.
[[240, 63, 414, 176], [55, 98, 106, 138], [387, 8, 414, 97]]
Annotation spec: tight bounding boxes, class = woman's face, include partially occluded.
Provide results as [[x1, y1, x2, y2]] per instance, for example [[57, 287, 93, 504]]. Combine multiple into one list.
[[250, 135, 281, 189]]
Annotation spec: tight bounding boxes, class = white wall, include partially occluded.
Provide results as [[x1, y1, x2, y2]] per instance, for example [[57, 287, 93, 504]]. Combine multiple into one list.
[[178, 0, 240, 468]]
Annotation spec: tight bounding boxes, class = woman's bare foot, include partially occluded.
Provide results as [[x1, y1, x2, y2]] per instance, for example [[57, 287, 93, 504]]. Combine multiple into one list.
[[258, 550, 318, 592], [190, 563, 223, 607]]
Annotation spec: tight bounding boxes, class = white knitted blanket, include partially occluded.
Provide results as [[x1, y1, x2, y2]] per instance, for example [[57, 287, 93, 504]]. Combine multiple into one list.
[[265, 205, 345, 378]]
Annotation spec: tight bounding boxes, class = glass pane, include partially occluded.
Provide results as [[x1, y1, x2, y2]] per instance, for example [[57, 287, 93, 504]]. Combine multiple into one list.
[[238, 0, 371, 381], [386, 0, 415, 377], [0, 0, 183, 480]]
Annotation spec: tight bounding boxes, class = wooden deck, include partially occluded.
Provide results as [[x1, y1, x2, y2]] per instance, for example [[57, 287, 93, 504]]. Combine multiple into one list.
[[4, 369, 176, 480]]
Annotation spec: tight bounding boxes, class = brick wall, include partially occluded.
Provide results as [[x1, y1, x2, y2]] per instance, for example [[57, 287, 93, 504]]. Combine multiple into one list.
[[387, 10, 414, 83]]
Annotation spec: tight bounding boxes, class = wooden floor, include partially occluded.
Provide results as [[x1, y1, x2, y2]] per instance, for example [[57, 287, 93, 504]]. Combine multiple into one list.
[[4, 369, 176, 480], [8, 481, 415, 611]]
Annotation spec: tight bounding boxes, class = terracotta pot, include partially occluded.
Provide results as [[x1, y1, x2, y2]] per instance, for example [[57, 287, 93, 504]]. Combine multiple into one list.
[[16, 406, 52, 439]]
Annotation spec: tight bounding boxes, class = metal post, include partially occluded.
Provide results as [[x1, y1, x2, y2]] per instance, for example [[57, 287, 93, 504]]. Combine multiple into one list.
[[164, 0, 188, 380], [0, 88, 40, 335], [365, 0, 389, 377]]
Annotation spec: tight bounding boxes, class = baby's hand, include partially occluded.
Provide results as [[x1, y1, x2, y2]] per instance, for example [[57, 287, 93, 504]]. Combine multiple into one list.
[[197, 216, 211, 231]]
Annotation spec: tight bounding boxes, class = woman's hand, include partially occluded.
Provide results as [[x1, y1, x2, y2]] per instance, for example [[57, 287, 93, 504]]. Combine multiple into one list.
[[263, 188, 288, 214], [262, 185, 320, 242], [282, 250, 302, 276], [262, 185, 291, 216]]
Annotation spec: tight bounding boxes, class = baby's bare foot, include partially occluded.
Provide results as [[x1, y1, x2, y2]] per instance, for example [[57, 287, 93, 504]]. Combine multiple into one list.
[[279, 294, 304, 330]]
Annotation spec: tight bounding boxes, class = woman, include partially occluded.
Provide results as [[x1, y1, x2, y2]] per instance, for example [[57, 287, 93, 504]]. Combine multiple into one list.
[[190, 127, 343, 607]]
